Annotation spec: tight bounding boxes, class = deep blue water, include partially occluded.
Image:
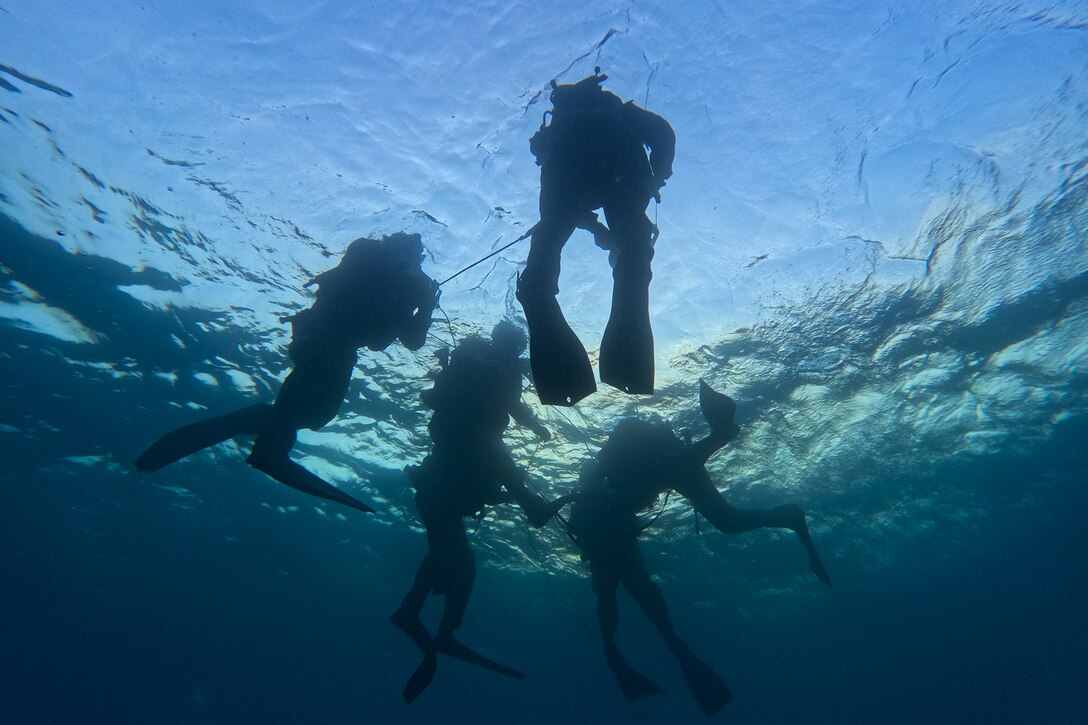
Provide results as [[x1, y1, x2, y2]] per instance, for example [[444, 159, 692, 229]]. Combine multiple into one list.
[[3, 1, 1088, 723]]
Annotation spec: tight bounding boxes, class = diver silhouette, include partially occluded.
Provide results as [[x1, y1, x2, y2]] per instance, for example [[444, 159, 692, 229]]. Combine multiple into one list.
[[518, 70, 676, 406], [135, 232, 440, 513], [391, 320, 562, 703], [567, 381, 832, 716]]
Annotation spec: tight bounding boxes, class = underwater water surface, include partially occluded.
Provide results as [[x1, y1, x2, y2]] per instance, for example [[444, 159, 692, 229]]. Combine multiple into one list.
[[2, 1, 1087, 723]]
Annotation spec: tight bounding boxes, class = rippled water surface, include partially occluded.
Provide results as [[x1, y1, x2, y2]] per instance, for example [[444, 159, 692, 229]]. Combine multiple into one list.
[[2, 1, 1086, 723]]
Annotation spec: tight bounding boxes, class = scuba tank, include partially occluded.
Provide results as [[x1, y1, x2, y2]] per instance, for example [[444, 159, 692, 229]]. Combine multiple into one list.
[[529, 68, 612, 165]]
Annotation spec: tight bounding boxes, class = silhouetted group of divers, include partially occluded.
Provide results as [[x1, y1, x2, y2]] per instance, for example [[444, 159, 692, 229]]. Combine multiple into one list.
[[136, 72, 831, 717]]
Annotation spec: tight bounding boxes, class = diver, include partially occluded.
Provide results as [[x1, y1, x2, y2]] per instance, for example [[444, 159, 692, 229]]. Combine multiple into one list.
[[390, 320, 562, 703], [135, 232, 440, 513], [566, 381, 832, 716], [518, 69, 676, 406]]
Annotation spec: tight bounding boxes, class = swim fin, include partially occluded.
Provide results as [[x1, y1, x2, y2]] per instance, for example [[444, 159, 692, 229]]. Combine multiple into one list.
[[135, 403, 272, 471], [399, 640, 523, 704], [673, 644, 733, 717], [434, 635, 526, 679], [599, 321, 655, 395], [605, 644, 664, 701], [599, 253, 654, 395], [246, 453, 375, 513], [393, 611, 523, 703], [402, 652, 437, 704], [520, 277, 596, 406], [698, 379, 736, 432]]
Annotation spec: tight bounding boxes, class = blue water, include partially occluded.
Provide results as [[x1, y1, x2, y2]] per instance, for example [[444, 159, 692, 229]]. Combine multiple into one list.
[[2, 1, 1087, 722]]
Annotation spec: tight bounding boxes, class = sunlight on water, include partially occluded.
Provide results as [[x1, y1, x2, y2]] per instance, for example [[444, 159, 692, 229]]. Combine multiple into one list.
[[2, 1, 1086, 584]]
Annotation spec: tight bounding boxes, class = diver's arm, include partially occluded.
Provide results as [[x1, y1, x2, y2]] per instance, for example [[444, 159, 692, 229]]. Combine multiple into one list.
[[576, 211, 614, 250], [510, 399, 550, 440], [688, 423, 740, 465], [674, 467, 752, 535], [399, 277, 440, 351], [504, 474, 560, 528], [677, 466, 834, 585], [625, 103, 676, 186], [677, 466, 804, 536]]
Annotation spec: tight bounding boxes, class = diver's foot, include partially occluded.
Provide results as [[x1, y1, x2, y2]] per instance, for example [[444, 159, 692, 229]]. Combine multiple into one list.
[[391, 608, 433, 653], [605, 644, 664, 701], [776, 505, 833, 587]]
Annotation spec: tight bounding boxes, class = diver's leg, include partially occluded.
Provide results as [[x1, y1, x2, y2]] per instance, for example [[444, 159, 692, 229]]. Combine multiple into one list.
[[774, 503, 833, 587], [395, 499, 464, 703], [135, 403, 273, 471], [273, 356, 353, 432], [619, 548, 733, 716], [599, 200, 655, 395], [397, 552, 441, 704], [591, 560, 621, 648], [684, 469, 832, 586], [244, 356, 373, 512], [247, 425, 374, 513], [517, 214, 596, 406], [588, 548, 663, 700], [435, 519, 475, 643], [424, 518, 524, 679], [392, 550, 440, 656], [393, 498, 453, 652]]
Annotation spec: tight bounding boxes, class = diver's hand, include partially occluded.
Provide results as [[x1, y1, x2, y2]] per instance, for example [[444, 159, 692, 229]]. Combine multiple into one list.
[[426, 280, 441, 310], [648, 175, 667, 202], [526, 498, 554, 528]]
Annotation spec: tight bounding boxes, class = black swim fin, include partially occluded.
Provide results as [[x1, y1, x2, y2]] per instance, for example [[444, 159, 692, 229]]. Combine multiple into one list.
[[605, 644, 664, 701], [399, 641, 523, 704], [435, 635, 526, 679], [599, 313, 654, 396], [136, 403, 272, 471], [520, 280, 596, 406], [673, 643, 733, 717], [392, 609, 440, 703], [246, 452, 375, 514], [600, 254, 654, 395], [402, 652, 437, 704], [698, 379, 736, 432], [392, 612, 523, 703]]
